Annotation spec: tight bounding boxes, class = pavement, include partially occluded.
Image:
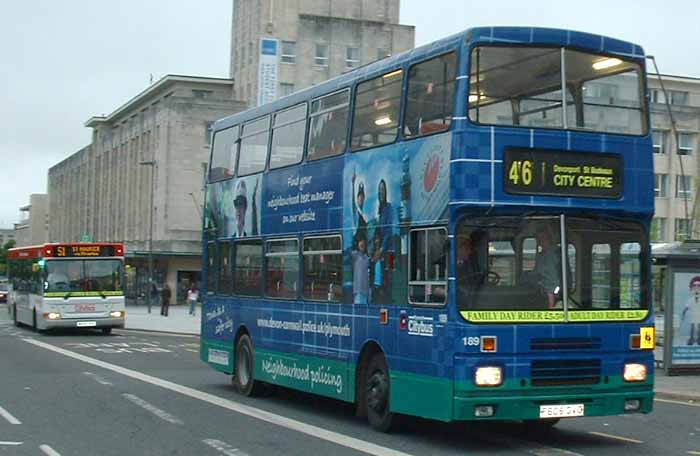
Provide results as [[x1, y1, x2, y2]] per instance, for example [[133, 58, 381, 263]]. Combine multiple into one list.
[[123, 303, 700, 402]]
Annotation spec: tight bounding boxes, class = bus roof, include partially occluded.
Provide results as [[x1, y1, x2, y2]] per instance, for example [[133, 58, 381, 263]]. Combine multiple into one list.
[[213, 26, 645, 131]]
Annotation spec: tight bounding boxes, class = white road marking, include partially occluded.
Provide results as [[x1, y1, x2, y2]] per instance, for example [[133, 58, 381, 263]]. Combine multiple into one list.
[[655, 398, 700, 408], [115, 329, 198, 338], [39, 444, 62, 456], [588, 431, 643, 444], [185, 349, 199, 353], [0, 441, 23, 446], [687, 451, 700, 455], [24, 338, 413, 456], [83, 371, 113, 386], [122, 394, 184, 425], [0, 405, 21, 424], [202, 439, 249, 456]]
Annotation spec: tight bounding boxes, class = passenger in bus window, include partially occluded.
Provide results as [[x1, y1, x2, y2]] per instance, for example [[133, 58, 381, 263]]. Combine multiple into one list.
[[529, 225, 561, 309], [351, 232, 370, 304], [456, 233, 485, 303]]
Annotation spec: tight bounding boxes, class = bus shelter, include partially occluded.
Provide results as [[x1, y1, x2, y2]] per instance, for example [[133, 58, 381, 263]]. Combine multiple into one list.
[[652, 240, 700, 374]]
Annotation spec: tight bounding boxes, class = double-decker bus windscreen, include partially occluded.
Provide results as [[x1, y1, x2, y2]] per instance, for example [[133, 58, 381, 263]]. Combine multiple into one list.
[[468, 46, 646, 135], [456, 216, 648, 316], [44, 259, 123, 293]]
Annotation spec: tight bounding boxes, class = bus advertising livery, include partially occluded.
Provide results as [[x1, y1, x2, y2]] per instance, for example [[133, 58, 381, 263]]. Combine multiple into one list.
[[200, 26, 654, 432]]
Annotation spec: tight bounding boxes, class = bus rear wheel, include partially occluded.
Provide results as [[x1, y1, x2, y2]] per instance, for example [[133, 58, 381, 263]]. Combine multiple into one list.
[[233, 334, 264, 397], [365, 353, 399, 432]]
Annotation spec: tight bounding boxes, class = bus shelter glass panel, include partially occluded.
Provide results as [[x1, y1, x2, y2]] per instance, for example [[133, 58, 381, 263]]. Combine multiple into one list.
[[404, 52, 457, 138], [303, 236, 342, 301], [308, 90, 349, 160], [270, 104, 307, 169], [266, 239, 299, 299], [209, 126, 238, 182], [238, 116, 270, 176], [352, 69, 403, 150], [234, 240, 263, 297]]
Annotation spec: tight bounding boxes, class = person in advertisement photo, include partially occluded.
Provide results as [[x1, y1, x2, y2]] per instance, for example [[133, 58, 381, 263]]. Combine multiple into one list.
[[229, 177, 260, 238], [682, 275, 700, 345]]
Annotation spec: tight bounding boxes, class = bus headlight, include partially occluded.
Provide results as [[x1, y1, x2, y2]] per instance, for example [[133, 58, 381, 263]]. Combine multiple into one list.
[[110, 311, 124, 318], [475, 366, 503, 387], [44, 312, 61, 320], [623, 363, 647, 382]]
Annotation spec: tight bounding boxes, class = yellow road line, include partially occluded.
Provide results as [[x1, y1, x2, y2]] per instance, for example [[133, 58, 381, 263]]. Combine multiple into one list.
[[588, 431, 643, 444]]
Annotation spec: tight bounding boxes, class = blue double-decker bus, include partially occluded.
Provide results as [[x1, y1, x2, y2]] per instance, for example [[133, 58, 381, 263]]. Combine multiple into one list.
[[201, 26, 655, 432]]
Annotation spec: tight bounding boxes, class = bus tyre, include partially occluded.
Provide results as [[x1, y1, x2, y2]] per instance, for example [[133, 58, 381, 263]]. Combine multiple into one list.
[[365, 353, 399, 432], [12, 305, 19, 327], [102, 327, 112, 335], [233, 334, 264, 397], [32, 310, 38, 332]]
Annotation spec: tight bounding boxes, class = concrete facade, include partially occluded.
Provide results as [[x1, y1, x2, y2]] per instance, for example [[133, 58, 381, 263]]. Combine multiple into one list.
[[230, 0, 415, 107], [649, 74, 700, 242], [13, 194, 48, 247], [48, 75, 246, 298], [0, 229, 15, 247]]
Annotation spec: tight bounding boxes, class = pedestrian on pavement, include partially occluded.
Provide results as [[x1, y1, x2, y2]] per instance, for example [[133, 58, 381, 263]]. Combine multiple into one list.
[[187, 286, 199, 316], [160, 283, 171, 317]]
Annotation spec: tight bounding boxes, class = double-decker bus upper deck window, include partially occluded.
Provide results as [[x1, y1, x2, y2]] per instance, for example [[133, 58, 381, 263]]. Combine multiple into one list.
[[351, 69, 403, 151], [266, 239, 299, 299], [270, 103, 307, 169], [238, 116, 270, 176], [308, 90, 349, 160], [404, 53, 457, 138], [209, 126, 238, 182], [303, 236, 342, 302], [469, 46, 646, 135], [233, 240, 263, 297]]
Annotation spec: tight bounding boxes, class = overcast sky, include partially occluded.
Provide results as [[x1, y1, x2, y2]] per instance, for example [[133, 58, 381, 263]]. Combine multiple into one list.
[[1, 0, 698, 228]]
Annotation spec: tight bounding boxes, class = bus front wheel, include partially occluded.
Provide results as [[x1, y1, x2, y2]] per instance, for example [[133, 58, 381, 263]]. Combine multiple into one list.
[[233, 334, 264, 397], [365, 353, 399, 432], [12, 304, 19, 327], [102, 327, 112, 335], [32, 310, 38, 332]]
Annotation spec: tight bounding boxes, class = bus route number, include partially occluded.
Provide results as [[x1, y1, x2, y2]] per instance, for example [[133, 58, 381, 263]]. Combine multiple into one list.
[[508, 160, 533, 186], [57, 246, 67, 257]]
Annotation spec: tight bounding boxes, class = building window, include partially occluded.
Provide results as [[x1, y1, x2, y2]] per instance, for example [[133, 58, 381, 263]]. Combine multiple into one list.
[[670, 90, 689, 106], [404, 52, 457, 138], [351, 69, 403, 151], [265, 239, 299, 299], [281, 41, 296, 64], [676, 175, 693, 199], [654, 174, 668, 198], [238, 116, 270, 176], [315, 43, 329, 66], [409, 227, 447, 305], [280, 83, 295, 97], [346, 47, 360, 69], [192, 89, 213, 99], [651, 218, 667, 242], [248, 42, 253, 64], [307, 89, 350, 160], [270, 103, 306, 169], [652, 130, 665, 154], [234, 240, 263, 296], [651, 89, 666, 104], [303, 235, 342, 302], [675, 218, 691, 241], [204, 121, 214, 145], [678, 132, 694, 155], [377, 48, 391, 60]]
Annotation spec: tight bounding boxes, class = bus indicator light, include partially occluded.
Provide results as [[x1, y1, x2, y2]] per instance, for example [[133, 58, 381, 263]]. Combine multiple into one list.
[[379, 309, 389, 325], [481, 336, 497, 352], [630, 334, 641, 350], [399, 311, 408, 330]]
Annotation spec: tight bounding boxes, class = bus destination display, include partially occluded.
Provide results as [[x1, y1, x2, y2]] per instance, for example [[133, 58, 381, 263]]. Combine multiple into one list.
[[54, 245, 115, 257], [504, 148, 623, 199]]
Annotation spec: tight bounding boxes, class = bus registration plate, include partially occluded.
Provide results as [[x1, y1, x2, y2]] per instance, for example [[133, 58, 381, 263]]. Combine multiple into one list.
[[76, 321, 97, 327], [539, 404, 584, 418]]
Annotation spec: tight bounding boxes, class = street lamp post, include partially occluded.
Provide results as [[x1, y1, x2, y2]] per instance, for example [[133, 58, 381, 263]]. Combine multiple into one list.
[[139, 160, 156, 313]]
